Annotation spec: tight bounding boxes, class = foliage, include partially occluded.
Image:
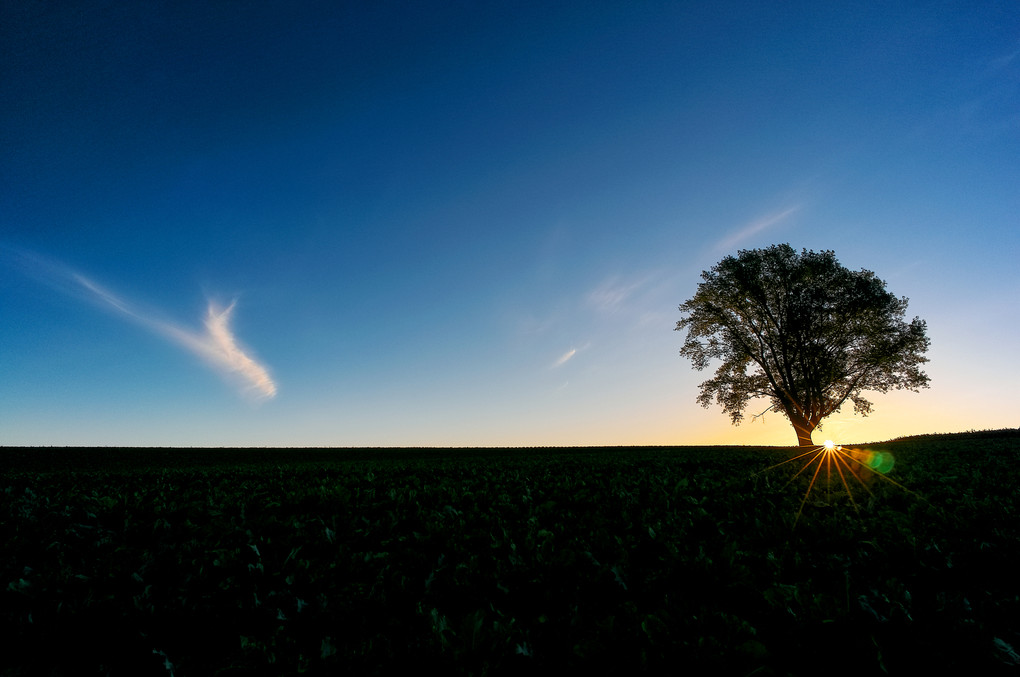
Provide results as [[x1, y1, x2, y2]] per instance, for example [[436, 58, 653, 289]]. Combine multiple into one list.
[[676, 244, 930, 446], [2, 434, 1019, 675]]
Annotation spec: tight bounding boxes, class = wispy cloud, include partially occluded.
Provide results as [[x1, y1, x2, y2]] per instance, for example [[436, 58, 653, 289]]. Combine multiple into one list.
[[6, 248, 277, 400], [587, 275, 647, 314], [552, 347, 577, 367], [989, 47, 1020, 71], [715, 205, 800, 252], [551, 342, 591, 368], [160, 299, 277, 400]]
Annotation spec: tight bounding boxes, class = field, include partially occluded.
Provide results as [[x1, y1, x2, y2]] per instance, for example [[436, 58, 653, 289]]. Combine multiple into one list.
[[3, 431, 1019, 676]]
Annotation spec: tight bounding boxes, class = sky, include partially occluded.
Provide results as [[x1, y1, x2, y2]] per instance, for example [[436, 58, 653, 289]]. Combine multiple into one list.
[[2, 2, 1018, 448]]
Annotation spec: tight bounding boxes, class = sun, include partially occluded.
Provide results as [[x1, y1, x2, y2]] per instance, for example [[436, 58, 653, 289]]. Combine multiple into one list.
[[755, 440, 910, 529]]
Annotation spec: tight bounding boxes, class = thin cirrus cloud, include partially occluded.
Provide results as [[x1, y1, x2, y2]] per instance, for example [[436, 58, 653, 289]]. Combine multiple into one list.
[[552, 347, 577, 367], [551, 342, 591, 368], [6, 247, 277, 400], [158, 299, 277, 401], [586, 275, 647, 314], [714, 205, 800, 253]]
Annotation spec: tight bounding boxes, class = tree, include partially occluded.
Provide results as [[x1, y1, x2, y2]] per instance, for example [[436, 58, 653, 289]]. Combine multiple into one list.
[[675, 244, 930, 447]]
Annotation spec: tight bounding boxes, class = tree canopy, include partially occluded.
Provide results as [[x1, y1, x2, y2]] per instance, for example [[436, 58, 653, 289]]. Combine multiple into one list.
[[676, 244, 930, 446]]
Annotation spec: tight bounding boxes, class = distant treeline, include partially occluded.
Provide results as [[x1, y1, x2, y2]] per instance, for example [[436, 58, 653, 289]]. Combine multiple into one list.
[[889, 428, 1019, 442]]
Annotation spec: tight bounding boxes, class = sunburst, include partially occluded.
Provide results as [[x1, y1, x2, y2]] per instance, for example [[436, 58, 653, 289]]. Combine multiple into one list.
[[756, 440, 911, 528]]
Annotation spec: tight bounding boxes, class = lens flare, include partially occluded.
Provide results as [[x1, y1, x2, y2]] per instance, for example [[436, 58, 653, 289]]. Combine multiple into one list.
[[754, 441, 911, 529]]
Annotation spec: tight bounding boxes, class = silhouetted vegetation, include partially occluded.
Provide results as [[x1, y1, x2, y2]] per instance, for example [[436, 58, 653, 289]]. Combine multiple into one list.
[[3, 431, 1018, 675], [677, 245, 931, 446]]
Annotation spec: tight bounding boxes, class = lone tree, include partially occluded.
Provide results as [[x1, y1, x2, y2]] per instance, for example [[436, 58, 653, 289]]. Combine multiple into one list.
[[676, 244, 930, 447]]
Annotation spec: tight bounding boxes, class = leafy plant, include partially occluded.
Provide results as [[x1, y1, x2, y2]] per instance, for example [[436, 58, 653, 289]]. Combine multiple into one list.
[[2, 432, 1017, 675]]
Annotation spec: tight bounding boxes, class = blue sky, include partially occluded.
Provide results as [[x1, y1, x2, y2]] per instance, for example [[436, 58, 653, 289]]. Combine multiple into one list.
[[2, 2, 1018, 447]]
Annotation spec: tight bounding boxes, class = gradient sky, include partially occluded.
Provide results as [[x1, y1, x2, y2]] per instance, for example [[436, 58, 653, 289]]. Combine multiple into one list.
[[2, 2, 1018, 447]]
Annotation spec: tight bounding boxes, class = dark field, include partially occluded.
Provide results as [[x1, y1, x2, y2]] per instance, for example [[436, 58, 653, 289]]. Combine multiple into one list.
[[3, 431, 1019, 676]]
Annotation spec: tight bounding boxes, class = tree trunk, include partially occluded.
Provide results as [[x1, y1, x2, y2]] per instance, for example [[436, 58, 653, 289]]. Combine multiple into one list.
[[788, 411, 816, 447]]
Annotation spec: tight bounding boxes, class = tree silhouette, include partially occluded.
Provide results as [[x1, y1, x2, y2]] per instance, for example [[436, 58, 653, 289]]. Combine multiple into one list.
[[676, 244, 930, 446]]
